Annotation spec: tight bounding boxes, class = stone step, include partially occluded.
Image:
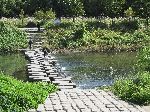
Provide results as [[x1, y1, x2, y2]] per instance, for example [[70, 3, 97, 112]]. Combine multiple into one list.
[[30, 77, 50, 82], [48, 75, 58, 78], [54, 77, 72, 82], [33, 45, 42, 48], [52, 81, 76, 87], [28, 72, 46, 75], [19, 28, 45, 31], [28, 69, 45, 72], [59, 86, 74, 89], [35, 42, 43, 45]]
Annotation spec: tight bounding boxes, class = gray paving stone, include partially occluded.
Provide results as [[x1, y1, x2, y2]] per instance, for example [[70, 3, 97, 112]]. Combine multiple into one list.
[[37, 104, 45, 112]]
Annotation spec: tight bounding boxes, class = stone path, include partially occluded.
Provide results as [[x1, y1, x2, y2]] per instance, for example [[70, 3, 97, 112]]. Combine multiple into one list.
[[25, 49, 76, 90], [20, 28, 146, 112], [29, 89, 145, 112]]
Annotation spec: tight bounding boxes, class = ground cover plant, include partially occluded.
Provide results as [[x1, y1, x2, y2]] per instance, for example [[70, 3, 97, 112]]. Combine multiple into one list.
[[0, 21, 27, 52], [112, 45, 150, 105], [112, 72, 150, 105], [0, 73, 57, 112]]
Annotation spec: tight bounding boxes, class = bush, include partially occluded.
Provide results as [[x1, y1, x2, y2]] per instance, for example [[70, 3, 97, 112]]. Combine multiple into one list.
[[110, 20, 139, 32], [0, 73, 57, 112], [0, 22, 27, 52], [113, 72, 150, 105], [137, 45, 150, 72], [34, 9, 56, 25]]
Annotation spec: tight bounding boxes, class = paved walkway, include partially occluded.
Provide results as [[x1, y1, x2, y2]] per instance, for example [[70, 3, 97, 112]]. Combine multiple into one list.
[[20, 28, 146, 112], [29, 89, 145, 112]]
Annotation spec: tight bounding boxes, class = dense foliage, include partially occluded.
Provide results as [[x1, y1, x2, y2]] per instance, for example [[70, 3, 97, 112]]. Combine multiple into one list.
[[0, 0, 150, 19], [0, 73, 57, 112], [113, 72, 150, 105], [113, 44, 150, 105], [0, 22, 27, 52], [44, 18, 150, 52]]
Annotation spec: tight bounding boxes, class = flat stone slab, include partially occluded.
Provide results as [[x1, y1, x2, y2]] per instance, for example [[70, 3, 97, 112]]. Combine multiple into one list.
[[34, 89, 145, 112]]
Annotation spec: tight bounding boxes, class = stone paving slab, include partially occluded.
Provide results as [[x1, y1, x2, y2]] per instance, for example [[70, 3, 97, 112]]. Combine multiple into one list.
[[34, 89, 145, 112]]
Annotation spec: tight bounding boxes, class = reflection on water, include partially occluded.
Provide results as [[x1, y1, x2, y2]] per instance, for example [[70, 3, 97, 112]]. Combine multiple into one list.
[[0, 53, 27, 81], [55, 52, 137, 89]]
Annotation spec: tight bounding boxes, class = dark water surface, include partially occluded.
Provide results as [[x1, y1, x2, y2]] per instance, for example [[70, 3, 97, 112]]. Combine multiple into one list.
[[55, 52, 137, 89], [0, 53, 27, 81]]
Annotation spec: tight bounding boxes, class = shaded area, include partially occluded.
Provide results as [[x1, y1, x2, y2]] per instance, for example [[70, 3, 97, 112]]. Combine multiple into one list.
[[0, 53, 27, 81], [55, 52, 137, 89]]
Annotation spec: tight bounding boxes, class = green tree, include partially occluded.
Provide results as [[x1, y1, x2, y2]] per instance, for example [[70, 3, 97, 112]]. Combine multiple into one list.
[[53, 0, 84, 21]]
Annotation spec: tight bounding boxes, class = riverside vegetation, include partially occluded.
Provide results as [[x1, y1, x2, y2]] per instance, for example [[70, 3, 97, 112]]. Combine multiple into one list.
[[44, 18, 150, 52], [0, 21, 27, 52], [0, 21, 57, 111], [112, 45, 150, 105], [1, 0, 150, 109], [0, 73, 57, 112]]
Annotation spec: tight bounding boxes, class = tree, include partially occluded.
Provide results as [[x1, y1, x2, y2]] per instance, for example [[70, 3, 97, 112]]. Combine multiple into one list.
[[52, 0, 84, 21], [105, 0, 125, 18]]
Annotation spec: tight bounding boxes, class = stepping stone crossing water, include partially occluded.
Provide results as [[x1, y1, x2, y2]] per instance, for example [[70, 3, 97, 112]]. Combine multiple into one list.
[[20, 28, 145, 112]]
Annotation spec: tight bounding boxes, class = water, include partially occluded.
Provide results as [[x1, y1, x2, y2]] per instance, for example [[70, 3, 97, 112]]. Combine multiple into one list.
[[0, 53, 27, 81], [55, 52, 137, 89], [0, 52, 137, 89]]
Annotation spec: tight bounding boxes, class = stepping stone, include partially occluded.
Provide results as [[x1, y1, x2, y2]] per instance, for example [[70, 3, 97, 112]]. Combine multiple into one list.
[[37, 104, 45, 112], [48, 75, 58, 78], [54, 77, 72, 81], [59, 86, 74, 89]]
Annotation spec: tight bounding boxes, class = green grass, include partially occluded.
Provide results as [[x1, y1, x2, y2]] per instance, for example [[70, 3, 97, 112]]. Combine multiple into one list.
[[0, 73, 57, 112]]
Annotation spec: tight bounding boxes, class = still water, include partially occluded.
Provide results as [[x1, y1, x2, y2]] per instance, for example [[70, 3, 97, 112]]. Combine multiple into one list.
[[0, 53, 27, 81], [55, 52, 137, 89], [0, 52, 137, 89]]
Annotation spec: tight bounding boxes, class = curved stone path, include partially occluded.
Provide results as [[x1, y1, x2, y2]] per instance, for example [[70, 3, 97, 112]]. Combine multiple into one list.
[[20, 28, 146, 112]]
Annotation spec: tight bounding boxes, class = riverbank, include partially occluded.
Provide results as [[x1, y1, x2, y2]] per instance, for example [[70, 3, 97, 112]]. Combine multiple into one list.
[[43, 18, 150, 53]]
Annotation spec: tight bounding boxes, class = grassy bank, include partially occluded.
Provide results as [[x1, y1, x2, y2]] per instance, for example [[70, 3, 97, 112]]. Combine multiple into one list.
[[44, 18, 150, 52], [0, 73, 57, 112]]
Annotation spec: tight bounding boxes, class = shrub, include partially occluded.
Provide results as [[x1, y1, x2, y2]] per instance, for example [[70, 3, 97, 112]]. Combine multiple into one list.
[[0, 73, 57, 112], [34, 9, 56, 25], [113, 72, 150, 105], [0, 22, 27, 52], [137, 45, 150, 72], [110, 20, 139, 32]]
